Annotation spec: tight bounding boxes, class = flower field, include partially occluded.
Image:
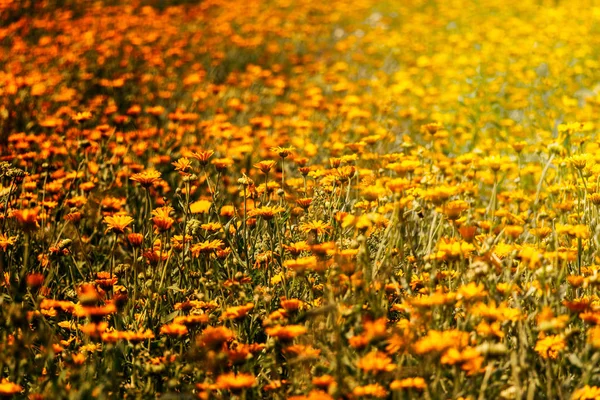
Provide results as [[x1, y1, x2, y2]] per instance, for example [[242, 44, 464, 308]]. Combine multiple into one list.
[[3, 0, 600, 398]]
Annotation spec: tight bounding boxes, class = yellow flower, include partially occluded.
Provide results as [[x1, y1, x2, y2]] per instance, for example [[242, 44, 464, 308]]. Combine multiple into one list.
[[299, 220, 332, 235], [130, 169, 161, 188], [356, 351, 396, 374], [215, 372, 256, 392], [103, 214, 134, 234], [572, 385, 600, 400], [390, 377, 427, 391], [189, 199, 212, 214], [151, 206, 175, 232], [534, 334, 566, 359]]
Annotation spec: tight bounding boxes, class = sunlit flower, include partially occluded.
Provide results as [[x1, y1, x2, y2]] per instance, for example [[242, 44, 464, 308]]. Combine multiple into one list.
[[104, 214, 134, 234], [130, 169, 162, 188]]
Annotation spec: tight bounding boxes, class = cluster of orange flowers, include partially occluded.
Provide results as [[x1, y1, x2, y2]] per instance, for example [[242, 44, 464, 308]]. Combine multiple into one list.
[[4, 0, 600, 398]]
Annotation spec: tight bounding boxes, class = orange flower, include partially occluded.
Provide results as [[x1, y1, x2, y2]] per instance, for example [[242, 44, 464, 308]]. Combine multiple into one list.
[[198, 326, 235, 348], [271, 146, 294, 158], [249, 206, 285, 220], [220, 303, 254, 320], [10, 208, 39, 231], [151, 206, 175, 232], [0, 234, 17, 251], [356, 351, 396, 373], [190, 150, 214, 166], [352, 384, 388, 398], [265, 324, 307, 341], [215, 372, 256, 392], [172, 157, 193, 174], [0, 379, 22, 396], [160, 323, 189, 337], [299, 220, 332, 235], [390, 377, 427, 391], [104, 214, 134, 234], [211, 157, 234, 171], [130, 169, 161, 188], [534, 334, 566, 359], [191, 239, 224, 256], [190, 199, 212, 214], [254, 160, 277, 174]]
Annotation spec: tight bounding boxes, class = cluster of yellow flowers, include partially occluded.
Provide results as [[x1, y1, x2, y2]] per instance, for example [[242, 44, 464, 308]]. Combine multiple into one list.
[[3, 0, 600, 398]]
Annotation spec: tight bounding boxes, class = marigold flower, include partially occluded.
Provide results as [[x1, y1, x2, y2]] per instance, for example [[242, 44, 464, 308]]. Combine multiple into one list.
[[0, 380, 22, 396], [357, 351, 396, 373], [220, 303, 254, 320], [198, 326, 235, 348], [254, 160, 278, 174], [215, 372, 256, 392], [299, 220, 332, 235], [271, 146, 294, 158], [352, 384, 388, 398], [160, 323, 189, 337], [572, 385, 600, 400], [104, 214, 134, 234], [191, 239, 224, 256], [534, 334, 566, 359], [130, 169, 161, 188], [151, 206, 175, 232], [190, 150, 214, 165], [265, 324, 307, 341], [10, 208, 39, 231], [0, 234, 17, 251], [172, 157, 193, 174], [189, 199, 212, 214], [390, 377, 427, 391]]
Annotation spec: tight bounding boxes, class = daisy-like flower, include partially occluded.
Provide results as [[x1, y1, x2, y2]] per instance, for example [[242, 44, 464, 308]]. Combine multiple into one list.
[[189, 149, 214, 166], [0, 233, 17, 251], [299, 220, 332, 235], [104, 214, 134, 234], [254, 160, 277, 174], [271, 146, 294, 158], [130, 169, 161, 188], [215, 372, 256, 392], [0, 379, 22, 396], [151, 206, 175, 232], [190, 239, 224, 257], [171, 157, 193, 174], [265, 324, 307, 341]]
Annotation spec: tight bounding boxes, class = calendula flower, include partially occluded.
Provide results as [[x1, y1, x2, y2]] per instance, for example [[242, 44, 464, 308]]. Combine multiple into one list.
[[265, 324, 307, 341], [390, 377, 427, 391], [271, 146, 294, 158], [172, 157, 193, 174], [357, 351, 396, 373], [220, 303, 254, 320], [160, 323, 189, 337], [215, 372, 256, 392], [10, 208, 39, 231], [254, 160, 277, 174], [572, 385, 600, 400], [0, 380, 22, 396], [249, 205, 285, 220], [198, 326, 235, 348], [130, 169, 161, 188], [72, 111, 92, 122], [190, 150, 214, 165], [151, 206, 175, 232], [104, 214, 134, 234], [299, 220, 332, 235], [189, 199, 212, 214], [352, 384, 388, 398], [191, 239, 224, 256], [534, 334, 566, 359], [0, 234, 17, 251]]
